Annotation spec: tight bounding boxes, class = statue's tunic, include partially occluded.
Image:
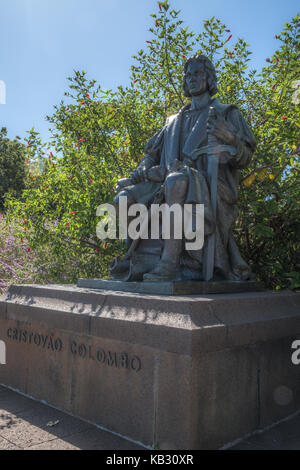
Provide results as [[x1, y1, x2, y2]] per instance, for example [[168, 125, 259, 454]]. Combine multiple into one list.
[[125, 98, 256, 280]]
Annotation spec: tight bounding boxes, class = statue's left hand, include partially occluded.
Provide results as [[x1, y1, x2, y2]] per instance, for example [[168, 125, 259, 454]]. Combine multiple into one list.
[[207, 117, 238, 147], [130, 167, 148, 184]]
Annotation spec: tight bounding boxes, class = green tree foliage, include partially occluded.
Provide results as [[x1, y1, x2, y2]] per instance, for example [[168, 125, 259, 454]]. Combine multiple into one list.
[[6, 2, 300, 288], [0, 127, 26, 209]]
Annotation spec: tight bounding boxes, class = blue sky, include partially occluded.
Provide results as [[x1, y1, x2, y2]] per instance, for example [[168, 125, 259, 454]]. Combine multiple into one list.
[[0, 0, 299, 143]]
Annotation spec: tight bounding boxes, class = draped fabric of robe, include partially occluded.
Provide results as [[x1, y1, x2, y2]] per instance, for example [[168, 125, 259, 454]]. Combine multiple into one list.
[[124, 97, 256, 280]]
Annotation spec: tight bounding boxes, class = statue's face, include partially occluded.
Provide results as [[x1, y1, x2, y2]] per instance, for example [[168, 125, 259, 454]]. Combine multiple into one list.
[[185, 61, 207, 96]]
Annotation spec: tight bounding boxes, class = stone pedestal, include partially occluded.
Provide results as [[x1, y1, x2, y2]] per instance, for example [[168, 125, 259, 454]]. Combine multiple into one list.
[[0, 284, 300, 449]]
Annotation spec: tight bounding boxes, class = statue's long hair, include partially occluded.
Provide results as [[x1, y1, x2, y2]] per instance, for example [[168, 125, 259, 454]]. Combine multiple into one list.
[[183, 55, 218, 97]]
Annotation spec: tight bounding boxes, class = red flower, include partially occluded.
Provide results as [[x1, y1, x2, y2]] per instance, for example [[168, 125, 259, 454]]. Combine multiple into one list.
[[89, 178, 93, 183], [86, 93, 90, 98], [272, 84, 276, 90], [70, 211, 77, 215], [266, 58, 270, 62], [133, 79, 138, 83], [65, 222, 70, 227], [281, 116, 288, 120], [25, 158, 29, 163], [227, 34, 232, 41], [66, 107, 69, 111], [225, 29, 231, 33], [179, 45, 183, 51], [182, 55, 186, 59], [69, 176, 73, 179], [23, 220, 27, 224], [155, 20, 160, 26], [158, 2, 162, 10], [146, 40, 152, 44], [79, 138, 83, 142], [104, 242, 107, 248], [95, 248, 100, 253], [45, 185, 49, 189], [275, 34, 278, 39], [80, 101, 85, 105], [26, 248, 31, 253], [27, 141, 30, 148], [88, 157, 91, 161]]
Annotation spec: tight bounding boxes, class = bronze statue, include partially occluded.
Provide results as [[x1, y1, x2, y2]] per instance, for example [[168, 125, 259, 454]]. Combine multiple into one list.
[[112, 55, 256, 282]]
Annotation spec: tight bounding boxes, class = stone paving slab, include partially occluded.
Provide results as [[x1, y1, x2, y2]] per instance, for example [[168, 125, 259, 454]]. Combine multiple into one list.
[[231, 413, 300, 450], [0, 385, 144, 450]]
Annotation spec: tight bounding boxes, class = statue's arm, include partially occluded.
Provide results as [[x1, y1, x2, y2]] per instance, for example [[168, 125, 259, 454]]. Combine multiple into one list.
[[226, 108, 256, 169], [130, 128, 165, 183]]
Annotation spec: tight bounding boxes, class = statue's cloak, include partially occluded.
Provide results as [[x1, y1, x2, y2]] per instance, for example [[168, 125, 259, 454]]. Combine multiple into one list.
[[125, 98, 256, 280]]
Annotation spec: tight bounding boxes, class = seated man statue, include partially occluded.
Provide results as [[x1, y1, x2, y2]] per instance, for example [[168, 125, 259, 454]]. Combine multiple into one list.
[[113, 54, 256, 282]]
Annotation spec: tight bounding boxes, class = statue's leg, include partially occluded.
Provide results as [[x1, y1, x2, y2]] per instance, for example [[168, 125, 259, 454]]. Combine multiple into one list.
[[143, 171, 188, 281], [113, 190, 136, 247]]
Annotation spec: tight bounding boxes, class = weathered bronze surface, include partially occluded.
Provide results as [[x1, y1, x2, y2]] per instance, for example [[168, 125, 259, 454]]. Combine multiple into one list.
[[112, 55, 256, 283]]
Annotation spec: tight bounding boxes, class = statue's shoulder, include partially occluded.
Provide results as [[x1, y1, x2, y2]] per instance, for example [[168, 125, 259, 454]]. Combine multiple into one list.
[[165, 103, 191, 126], [212, 98, 256, 149], [211, 98, 238, 117]]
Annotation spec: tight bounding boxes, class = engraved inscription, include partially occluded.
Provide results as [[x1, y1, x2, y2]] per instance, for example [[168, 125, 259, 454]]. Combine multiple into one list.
[[7, 328, 63, 352], [70, 340, 141, 372], [6, 327, 142, 372]]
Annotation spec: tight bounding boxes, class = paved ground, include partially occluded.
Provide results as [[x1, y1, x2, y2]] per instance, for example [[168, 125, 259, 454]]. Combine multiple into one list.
[[0, 385, 300, 450], [0, 385, 144, 450]]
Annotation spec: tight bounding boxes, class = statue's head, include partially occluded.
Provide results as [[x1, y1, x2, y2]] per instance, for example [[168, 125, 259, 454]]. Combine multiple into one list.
[[183, 54, 218, 97]]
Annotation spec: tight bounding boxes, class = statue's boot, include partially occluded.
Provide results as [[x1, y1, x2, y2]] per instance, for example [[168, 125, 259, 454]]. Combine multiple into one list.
[[143, 239, 182, 281]]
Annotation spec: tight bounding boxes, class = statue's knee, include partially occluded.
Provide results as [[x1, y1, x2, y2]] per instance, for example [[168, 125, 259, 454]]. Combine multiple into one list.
[[113, 190, 135, 209]]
